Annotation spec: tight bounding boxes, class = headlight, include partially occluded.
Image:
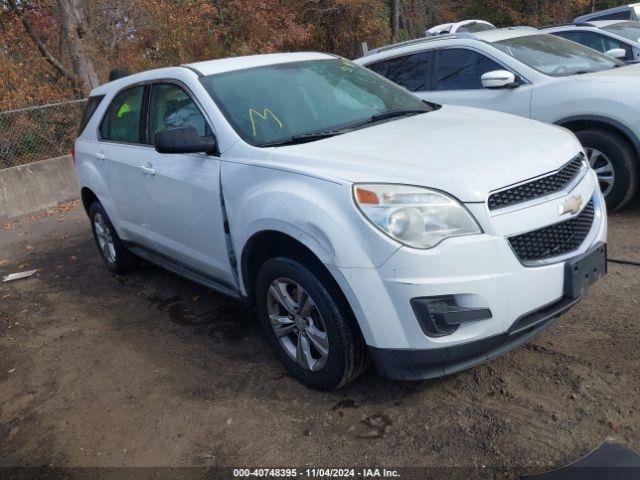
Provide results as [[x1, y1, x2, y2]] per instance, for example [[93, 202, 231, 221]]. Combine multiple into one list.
[[353, 184, 482, 249]]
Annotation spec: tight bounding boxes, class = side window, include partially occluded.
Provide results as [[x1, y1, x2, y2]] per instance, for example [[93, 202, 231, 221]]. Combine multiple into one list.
[[100, 86, 144, 143], [78, 95, 104, 135], [148, 83, 208, 144], [601, 36, 633, 59], [436, 49, 503, 90], [368, 51, 433, 92], [554, 31, 585, 44], [557, 32, 632, 59], [591, 11, 631, 21], [574, 32, 607, 52]]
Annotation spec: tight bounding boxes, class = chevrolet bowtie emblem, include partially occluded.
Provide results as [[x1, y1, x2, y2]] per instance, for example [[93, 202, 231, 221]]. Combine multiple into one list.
[[559, 194, 583, 216]]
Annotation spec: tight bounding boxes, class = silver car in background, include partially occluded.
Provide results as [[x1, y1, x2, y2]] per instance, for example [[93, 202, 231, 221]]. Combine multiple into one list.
[[544, 20, 640, 63], [575, 3, 640, 23], [356, 27, 640, 211]]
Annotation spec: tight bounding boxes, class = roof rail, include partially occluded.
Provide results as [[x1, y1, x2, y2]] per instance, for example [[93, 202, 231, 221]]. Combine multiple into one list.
[[365, 34, 463, 56], [543, 22, 596, 29]]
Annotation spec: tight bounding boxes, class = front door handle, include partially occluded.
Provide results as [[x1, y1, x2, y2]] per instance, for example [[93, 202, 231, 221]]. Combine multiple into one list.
[[139, 164, 156, 176], [95, 153, 105, 161]]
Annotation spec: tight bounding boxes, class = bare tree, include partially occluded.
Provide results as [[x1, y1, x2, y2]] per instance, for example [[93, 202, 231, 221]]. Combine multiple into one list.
[[57, 0, 99, 95], [7, 0, 99, 95], [391, 0, 400, 41], [6, 0, 76, 85]]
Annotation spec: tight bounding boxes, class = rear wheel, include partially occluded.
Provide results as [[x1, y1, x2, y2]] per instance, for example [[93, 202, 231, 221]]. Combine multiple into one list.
[[575, 129, 638, 211], [255, 257, 369, 390], [89, 202, 135, 274]]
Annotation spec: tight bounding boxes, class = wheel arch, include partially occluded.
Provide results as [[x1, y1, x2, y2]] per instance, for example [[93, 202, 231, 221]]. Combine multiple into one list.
[[81, 187, 99, 215], [555, 115, 640, 160], [241, 229, 338, 306], [239, 229, 374, 343]]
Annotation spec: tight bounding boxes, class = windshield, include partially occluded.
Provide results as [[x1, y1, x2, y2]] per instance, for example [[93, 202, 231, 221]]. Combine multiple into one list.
[[493, 34, 623, 76], [200, 59, 431, 146], [602, 21, 640, 42]]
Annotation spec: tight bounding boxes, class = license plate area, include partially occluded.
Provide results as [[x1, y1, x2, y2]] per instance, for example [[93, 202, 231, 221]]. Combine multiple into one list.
[[564, 242, 607, 300]]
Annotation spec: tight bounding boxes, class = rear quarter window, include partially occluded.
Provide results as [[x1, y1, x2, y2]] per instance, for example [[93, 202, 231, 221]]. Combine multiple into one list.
[[78, 95, 104, 135]]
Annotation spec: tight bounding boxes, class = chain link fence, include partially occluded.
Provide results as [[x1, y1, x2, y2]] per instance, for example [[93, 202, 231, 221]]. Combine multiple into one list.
[[0, 99, 86, 170]]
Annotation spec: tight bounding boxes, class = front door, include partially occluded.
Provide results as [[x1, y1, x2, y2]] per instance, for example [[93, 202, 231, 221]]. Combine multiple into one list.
[[418, 48, 533, 118], [135, 82, 234, 286]]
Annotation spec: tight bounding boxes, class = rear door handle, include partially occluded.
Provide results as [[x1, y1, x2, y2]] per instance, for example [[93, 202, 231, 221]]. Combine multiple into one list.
[[95, 153, 105, 161], [139, 165, 156, 176]]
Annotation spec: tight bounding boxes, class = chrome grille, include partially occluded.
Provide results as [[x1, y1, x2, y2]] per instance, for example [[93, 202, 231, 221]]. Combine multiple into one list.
[[508, 200, 595, 262], [489, 155, 584, 211]]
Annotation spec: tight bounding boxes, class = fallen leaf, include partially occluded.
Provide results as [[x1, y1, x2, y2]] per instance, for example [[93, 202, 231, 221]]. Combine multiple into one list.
[[0, 259, 9, 267], [25, 245, 34, 251]]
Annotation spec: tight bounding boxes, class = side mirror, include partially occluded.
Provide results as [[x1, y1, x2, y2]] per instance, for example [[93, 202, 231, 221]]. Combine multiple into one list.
[[481, 70, 518, 89], [155, 126, 217, 154], [605, 48, 626, 59]]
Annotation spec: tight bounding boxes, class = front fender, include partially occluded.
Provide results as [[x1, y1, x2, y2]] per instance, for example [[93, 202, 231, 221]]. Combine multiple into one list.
[[224, 162, 399, 264], [221, 160, 401, 283]]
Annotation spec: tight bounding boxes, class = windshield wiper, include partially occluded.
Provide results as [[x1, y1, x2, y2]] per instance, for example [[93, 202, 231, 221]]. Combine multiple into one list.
[[371, 108, 431, 121], [338, 108, 431, 131], [258, 130, 346, 147], [258, 108, 430, 147]]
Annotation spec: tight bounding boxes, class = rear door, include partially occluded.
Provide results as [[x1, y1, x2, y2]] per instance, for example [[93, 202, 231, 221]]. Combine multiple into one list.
[[423, 48, 532, 117], [134, 82, 234, 285], [97, 85, 150, 243]]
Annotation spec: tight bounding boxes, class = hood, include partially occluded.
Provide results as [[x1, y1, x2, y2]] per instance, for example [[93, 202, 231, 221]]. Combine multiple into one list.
[[577, 62, 640, 82], [267, 105, 582, 203]]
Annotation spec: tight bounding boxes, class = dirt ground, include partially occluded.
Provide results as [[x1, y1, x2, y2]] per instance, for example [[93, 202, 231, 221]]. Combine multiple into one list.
[[1, 198, 639, 475]]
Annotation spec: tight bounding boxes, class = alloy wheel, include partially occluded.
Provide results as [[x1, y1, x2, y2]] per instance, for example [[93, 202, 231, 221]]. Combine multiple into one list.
[[585, 147, 615, 197], [93, 212, 117, 265], [266, 277, 329, 371]]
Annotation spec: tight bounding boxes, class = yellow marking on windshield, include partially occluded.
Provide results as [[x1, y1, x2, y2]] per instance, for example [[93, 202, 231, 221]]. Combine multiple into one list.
[[340, 59, 355, 72], [249, 108, 284, 136]]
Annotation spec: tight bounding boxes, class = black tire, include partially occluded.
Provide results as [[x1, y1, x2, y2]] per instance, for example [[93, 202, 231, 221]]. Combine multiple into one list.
[[576, 129, 638, 211], [89, 202, 135, 275], [255, 257, 370, 390]]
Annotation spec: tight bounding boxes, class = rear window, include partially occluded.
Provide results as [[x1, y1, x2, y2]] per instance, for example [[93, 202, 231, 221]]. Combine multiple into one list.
[[78, 95, 104, 135]]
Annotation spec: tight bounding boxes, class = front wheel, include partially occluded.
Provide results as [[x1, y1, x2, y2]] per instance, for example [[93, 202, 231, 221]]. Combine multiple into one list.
[[89, 202, 135, 274], [255, 257, 369, 390], [576, 129, 638, 211]]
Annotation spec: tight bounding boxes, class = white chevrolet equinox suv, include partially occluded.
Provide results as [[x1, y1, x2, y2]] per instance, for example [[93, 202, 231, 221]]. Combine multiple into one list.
[[356, 27, 640, 211], [75, 53, 607, 390]]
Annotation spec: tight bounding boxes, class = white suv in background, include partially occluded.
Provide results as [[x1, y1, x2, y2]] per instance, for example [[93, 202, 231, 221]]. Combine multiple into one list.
[[75, 53, 606, 390], [356, 27, 640, 211], [544, 21, 640, 63]]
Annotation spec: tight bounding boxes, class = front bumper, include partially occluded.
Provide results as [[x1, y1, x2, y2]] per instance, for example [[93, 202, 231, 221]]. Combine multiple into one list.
[[337, 170, 607, 379], [370, 295, 579, 381]]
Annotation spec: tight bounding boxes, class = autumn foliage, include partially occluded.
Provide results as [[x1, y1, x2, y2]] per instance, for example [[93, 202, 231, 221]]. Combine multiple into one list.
[[0, 0, 628, 110]]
